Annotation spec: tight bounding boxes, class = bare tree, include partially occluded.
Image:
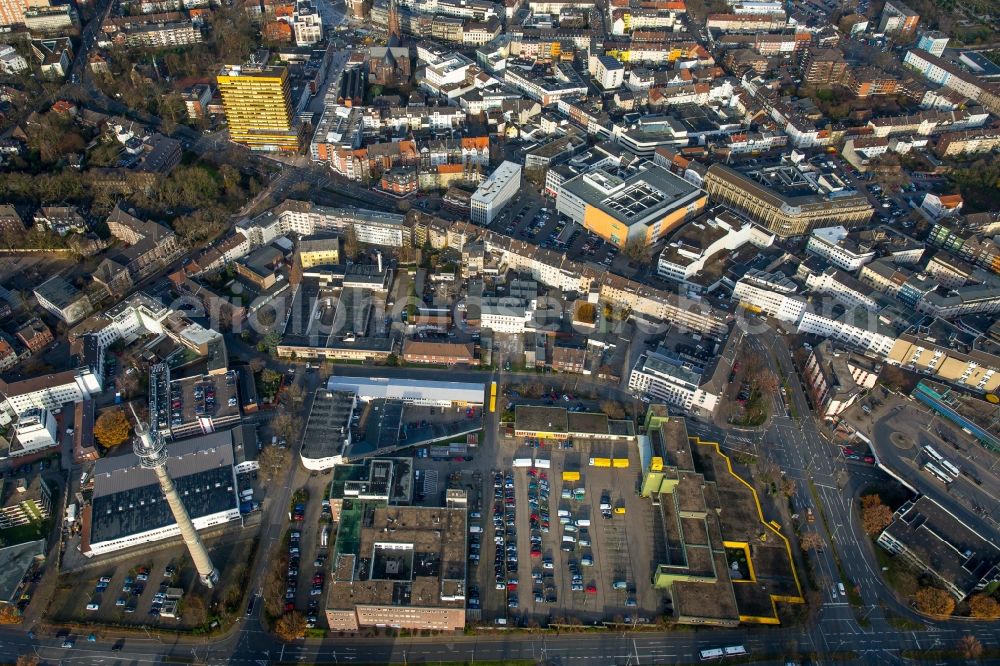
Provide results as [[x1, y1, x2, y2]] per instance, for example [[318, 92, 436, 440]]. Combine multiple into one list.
[[780, 477, 797, 498], [798, 531, 825, 553], [957, 635, 983, 660], [599, 400, 626, 420], [258, 445, 289, 481], [271, 413, 303, 445]]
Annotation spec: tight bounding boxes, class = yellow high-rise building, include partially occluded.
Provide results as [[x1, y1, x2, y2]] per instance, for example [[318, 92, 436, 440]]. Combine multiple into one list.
[[217, 64, 300, 152]]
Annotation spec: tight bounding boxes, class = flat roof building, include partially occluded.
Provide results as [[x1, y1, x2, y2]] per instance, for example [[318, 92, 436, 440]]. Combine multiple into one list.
[[471, 161, 522, 225], [703, 163, 873, 238], [325, 495, 468, 631], [640, 413, 804, 625], [33, 276, 93, 325], [299, 389, 356, 470], [878, 496, 1000, 601], [85, 431, 241, 556], [557, 163, 708, 248], [325, 377, 485, 406], [513, 405, 636, 441]]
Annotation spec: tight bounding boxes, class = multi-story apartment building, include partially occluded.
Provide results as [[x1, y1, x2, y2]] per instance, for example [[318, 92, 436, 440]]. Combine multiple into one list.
[[470, 161, 521, 225], [804, 266, 880, 312], [802, 340, 879, 420], [238, 200, 406, 250], [847, 67, 903, 98], [805, 226, 877, 272], [627, 349, 720, 417], [0, 338, 17, 372], [291, 0, 323, 45], [927, 219, 1000, 274], [503, 62, 588, 106], [878, 497, 1000, 601], [916, 30, 949, 56], [297, 237, 340, 268], [886, 331, 1000, 393], [15, 319, 53, 354], [800, 48, 848, 86], [479, 297, 536, 334], [706, 12, 785, 31], [878, 0, 919, 37], [105, 205, 184, 281], [935, 128, 1000, 157], [34, 205, 86, 236], [119, 20, 202, 48], [217, 62, 300, 152], [181, 83, 213, 120], [904, 49, 988, 103]]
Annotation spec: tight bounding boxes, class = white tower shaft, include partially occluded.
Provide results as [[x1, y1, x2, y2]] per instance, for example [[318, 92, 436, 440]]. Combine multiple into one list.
[[132, 403, 218, 588]]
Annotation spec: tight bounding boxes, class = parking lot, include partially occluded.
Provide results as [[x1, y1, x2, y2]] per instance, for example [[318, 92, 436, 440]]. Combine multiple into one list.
[[49, 535, 256, 629], [465, 436, 663, 627], [284, 478, 333, 629], [494, 196, 620, 269]]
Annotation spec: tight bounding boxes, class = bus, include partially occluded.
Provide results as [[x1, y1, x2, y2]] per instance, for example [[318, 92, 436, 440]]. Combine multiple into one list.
[[489, 381, 497, 413], [699, 646, 748, 661], [924, 445, 944, 463], [940, 459, 961, 479], [924, 462, 953, 485]]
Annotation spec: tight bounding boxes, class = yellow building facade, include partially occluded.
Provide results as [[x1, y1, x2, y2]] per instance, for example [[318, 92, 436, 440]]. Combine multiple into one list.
[[217, 64, 300, 152]]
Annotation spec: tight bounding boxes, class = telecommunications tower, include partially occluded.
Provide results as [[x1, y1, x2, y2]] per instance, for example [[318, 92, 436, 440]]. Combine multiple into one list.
[[130, 403, 219, 587]]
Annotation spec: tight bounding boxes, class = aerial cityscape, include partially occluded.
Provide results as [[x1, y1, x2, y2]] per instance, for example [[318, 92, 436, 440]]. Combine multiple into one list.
[[0, 0, 998, 662]]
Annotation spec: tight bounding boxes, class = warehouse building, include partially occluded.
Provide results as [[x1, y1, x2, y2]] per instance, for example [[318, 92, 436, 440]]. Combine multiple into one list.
[[326, 377, 485, 407], [299, 389, 356, 471]]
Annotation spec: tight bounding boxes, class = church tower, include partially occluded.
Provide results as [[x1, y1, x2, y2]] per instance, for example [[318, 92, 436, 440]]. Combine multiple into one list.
[[387, 0, 402, 46]]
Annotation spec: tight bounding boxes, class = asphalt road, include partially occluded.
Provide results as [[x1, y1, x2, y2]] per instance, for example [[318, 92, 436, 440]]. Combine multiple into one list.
[[862, 403, 1000, 537], [9, 339, 1000, 663]]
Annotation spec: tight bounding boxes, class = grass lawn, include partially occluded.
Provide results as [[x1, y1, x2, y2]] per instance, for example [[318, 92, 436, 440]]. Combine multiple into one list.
[[0, 519, 50, 547]]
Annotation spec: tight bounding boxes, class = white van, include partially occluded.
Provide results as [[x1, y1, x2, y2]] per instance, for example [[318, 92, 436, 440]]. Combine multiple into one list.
[[557, 509, 571, 517], [469, 524, 483, 534], [562, 535, 576, 543], [576, 519, 591, 527]]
